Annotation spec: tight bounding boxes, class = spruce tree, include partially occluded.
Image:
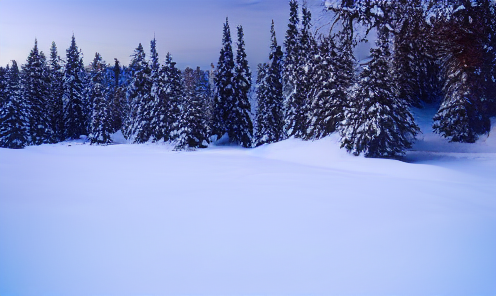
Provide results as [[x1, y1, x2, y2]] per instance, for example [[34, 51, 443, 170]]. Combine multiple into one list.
[[306, 35, 344, 140], [254, 21, 285, 146], [48, 41, 65, 142], [162, 53, 183, 142], [110, 58, 125, 133], [125, 43, 153, 143], [340, 29, 419, 158], [0, 67, 7, 108], [0, 62, 29, 149], [212, 17, 235, 141], [176, 67, 210, 149], [88, 53, 112, 145], [149, 39, 167, 142], [22, 39, 51, 145], [63, 34, 87, 139], [432, 0, 492, 142], [283, 0, 303, 138], [231, 25, 253, 147]]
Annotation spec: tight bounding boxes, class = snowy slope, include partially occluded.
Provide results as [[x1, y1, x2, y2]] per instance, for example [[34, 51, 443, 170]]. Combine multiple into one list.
[[0, 110, 495, 296]]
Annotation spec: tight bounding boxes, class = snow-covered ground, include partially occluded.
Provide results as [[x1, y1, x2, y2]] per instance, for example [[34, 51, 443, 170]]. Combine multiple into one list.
[[1, 110, 495, 296]]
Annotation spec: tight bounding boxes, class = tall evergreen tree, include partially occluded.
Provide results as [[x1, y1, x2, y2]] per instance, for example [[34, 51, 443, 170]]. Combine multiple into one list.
[[63, 34, 87, 139], [0, 62, 29, 149], [48, 41, 65, 142], [176, 67, 210, 149], [255, 21, 285, 146], [161, 52, 183, 142], [149, 39, 167, 142], [212, 17, 235, 141], [0, 67, 7, 108], [22, 39, 51, 145], [432, 0, 493, 142], [231, 25, 253, 147], [88, 53, 112, 145], [340, 29, 419, 158], [125, 43, 153, 143], [283, 0, 302, 138], [305, 35, 345, 140], [110, 58, 125, 133]]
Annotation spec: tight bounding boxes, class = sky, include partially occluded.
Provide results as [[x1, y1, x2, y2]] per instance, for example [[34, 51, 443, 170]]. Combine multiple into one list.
[[0, 0, 331, 71]]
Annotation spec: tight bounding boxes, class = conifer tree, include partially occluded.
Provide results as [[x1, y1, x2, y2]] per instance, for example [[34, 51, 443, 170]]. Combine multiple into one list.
[[63, 35, 87, 139], [162, 53, 183, 142], [176, 67, 210, 149], [149, 39, 167, 142], [231, 25, 253, 147], [306, 35, 344, 140], [23, 39, 51, 145], [433, 0, 492, 142], [125, 43, 153, 143], [0, 62, 29, 149], [0, 67, 7, 108], [283, 0, 302, 138], [255, 21, 285, 146], [110, 58, 125, 133], [340, 29, 419, 158], [48, 41, 65, 142], [212, 18, 235, 141], [88, 53, 112, 145]]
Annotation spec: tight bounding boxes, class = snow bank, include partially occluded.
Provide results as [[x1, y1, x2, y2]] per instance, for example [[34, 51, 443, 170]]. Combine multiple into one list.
[[0, 115, 495, 296]]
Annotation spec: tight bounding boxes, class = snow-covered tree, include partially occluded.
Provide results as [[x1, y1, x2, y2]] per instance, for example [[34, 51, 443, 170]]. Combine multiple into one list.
[[161, 52, 183, 142], [48, 41, 65, 142], [212, 18, 235, 141], [0, 62, 29, 149], [254, 21, 285, 146], [0, 66, 8, 109], [432, 0, 493, 142], [88, 53, 112, 145], [230, 25, 253, 147], [176, 67, 210, 149], [125, 43, 153, 143], [340, 30, 419, 158], [283, 0, 304, 138], [63, 34, 87, 140], [22, 39, 51, 145], [305, 35, 345, 140]]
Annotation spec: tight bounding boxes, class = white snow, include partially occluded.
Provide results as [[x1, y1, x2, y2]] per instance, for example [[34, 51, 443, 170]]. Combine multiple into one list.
[[1, 108, 495, 296]]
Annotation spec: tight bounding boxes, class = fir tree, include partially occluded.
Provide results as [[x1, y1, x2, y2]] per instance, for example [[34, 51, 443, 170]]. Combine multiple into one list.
[[161, 53, 183, 142], [149, 39, 167, 142], [22, 39, 51, 145], [0, 62, 29, 149], [283, 0, 303, 138], [231, 25, 253, 147], [48, 41, 65, 142], [176, 67, 210, 149], [0, 67, 7, 108], [88, 53, 112, 145], [212, 17, 235, 141], [254, 21, 285, 146], [306, 35, 344, 140], [63, 34, 87, 139], [125, 43, 153, 143], [432, 0, 493, 142], [110, 58, 125, 133], [340, 30, 419, 158]]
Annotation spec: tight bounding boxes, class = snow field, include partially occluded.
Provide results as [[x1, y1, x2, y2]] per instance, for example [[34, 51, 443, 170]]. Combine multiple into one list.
[[0, 115, 495, 296]]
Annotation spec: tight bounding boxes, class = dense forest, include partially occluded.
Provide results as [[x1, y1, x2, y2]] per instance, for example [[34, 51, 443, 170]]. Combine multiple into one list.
[[1, 0, 495, 158]]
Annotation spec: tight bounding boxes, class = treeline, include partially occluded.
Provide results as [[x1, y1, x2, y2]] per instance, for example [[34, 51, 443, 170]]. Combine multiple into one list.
[[1, 0, 495, 158]]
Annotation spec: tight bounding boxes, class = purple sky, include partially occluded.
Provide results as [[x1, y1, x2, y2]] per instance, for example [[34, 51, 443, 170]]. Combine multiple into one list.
[[0, 0, 330, 71]]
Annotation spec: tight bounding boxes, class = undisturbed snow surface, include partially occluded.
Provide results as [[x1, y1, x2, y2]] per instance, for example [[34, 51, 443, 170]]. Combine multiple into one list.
[[1, 110, 495, 296]]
